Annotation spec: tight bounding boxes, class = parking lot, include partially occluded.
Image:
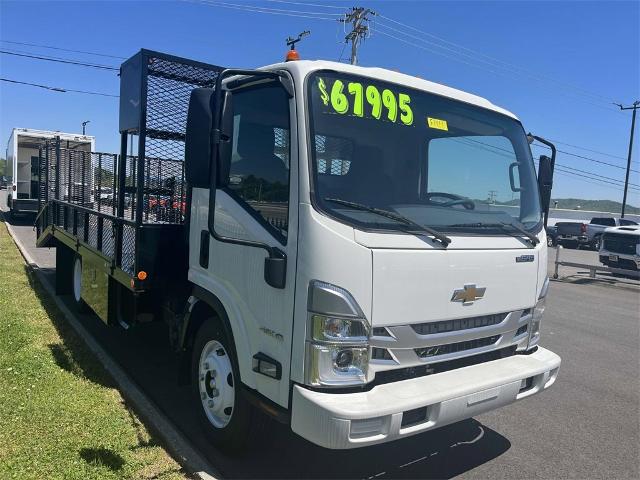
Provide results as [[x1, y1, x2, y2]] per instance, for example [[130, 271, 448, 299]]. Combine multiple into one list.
[[2, 189, 639, 479]]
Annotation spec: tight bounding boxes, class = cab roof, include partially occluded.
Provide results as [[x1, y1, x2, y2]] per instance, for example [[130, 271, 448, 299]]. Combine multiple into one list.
[[263, 59, 519, 120]]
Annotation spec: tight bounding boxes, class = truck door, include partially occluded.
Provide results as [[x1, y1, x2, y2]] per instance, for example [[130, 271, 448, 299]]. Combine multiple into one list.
[[190, 80, 298, 408]]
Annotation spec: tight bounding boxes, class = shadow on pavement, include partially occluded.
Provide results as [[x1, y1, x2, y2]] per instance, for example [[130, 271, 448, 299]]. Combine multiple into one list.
[[32, 266, 512, 479]]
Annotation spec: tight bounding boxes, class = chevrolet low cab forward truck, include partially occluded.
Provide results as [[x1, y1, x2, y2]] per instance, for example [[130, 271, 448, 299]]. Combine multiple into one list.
[[36, 50, 560, 451]]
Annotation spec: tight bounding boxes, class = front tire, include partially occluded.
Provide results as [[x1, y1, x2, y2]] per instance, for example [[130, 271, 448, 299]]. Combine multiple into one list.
[[191, 319, 253, 453], [592, 235, 602, 251]]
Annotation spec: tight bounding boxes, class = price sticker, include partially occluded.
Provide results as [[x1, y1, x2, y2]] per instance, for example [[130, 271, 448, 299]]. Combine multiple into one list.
[[317, 77, 413, 126], [427, 117, 448, 131]]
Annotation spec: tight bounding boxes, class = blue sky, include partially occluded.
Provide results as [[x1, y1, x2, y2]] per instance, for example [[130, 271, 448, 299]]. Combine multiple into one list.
[[1, 0, 638, 206]]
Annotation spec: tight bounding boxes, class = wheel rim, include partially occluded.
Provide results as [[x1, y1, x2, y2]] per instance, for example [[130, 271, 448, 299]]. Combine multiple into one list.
[[73, 258, 82, 303], [198, 340, 235, 428]]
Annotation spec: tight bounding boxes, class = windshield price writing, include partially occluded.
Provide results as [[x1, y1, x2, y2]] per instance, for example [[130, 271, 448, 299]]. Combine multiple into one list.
[[317, 77, 413, 126]]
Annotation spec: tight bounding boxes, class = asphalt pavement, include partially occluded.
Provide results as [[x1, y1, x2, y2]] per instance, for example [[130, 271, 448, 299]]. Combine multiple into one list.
[[2, 189, 638, 479]]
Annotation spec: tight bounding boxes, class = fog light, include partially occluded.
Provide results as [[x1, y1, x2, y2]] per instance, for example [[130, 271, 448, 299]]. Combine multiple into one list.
[[335, 349, 353, 369]]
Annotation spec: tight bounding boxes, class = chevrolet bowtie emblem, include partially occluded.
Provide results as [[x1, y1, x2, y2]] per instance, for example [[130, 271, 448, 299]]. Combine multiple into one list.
[[451, 284, 486, 304]]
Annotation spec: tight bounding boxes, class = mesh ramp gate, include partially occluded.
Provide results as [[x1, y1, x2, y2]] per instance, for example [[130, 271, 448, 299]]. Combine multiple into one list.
[[36, 49, 225, 282]]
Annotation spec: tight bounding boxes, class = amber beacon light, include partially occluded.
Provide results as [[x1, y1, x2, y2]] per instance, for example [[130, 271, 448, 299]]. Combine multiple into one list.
[[285, 30, 310, 62]]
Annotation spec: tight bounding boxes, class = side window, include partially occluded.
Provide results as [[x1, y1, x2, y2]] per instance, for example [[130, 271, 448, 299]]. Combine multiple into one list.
[[227, 84, 290, 241]]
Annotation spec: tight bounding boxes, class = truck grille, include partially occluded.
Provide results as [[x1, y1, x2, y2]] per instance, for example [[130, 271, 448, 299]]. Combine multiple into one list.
[[603, 233, 638, 255], [411, 313, 506, 335], [415, 335, 500, 358]]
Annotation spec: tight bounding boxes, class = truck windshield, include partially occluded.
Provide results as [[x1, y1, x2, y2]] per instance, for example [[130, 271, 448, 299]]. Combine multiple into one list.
[[307, 71, 542, 235]]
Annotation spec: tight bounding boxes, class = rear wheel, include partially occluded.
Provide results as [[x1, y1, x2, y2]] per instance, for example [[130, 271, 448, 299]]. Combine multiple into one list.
[[191, 318, 253, 453], [72, 256, 88, 312]]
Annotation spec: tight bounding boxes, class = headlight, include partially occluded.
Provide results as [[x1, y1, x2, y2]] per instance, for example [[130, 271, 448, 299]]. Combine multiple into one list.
[[311, 314, 368, 343], [305, 281, 370, 387], [528, 277, 549, 349]]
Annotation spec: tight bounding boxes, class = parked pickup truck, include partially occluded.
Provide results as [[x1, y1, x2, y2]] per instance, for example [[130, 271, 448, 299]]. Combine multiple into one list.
[[554, 222, 588, 248], [588, 217, 638, 250], [599, 225, 640, 272]]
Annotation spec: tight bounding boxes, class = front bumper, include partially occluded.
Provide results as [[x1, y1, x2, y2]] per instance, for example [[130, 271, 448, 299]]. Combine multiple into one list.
[[291, 346, 560, 449]]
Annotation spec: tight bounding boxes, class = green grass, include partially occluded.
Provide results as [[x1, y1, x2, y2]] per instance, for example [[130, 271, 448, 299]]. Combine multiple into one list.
[[0, 221, 187, 480]]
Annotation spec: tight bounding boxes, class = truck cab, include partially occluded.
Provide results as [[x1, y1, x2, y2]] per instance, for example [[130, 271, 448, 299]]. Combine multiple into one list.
[[184, 59, 560, 449]]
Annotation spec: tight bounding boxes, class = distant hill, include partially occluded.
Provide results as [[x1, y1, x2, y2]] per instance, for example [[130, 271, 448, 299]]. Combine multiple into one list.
[[496, 197, 639, 215], [549, 198, 639, 215]]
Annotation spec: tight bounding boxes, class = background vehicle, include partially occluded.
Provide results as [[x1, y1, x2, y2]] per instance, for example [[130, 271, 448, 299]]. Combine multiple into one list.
[[555, 221, 588, 248], [588, 217, 638, 250], [0, 176, 8, 189], [599, 225, 640, 272], [36, 49, 560, 452], [5, 129, 94, 218]]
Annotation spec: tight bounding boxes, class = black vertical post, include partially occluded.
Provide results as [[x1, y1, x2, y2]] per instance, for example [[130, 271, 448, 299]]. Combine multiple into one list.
[[37, 147, 42, 215], [620, 102, 638, 218], [112, 153, 117, 216], [81, 151, 86, 207], [54, 137, 61, 225], [44, 143, 50, 229], [67, 149, 72, 203], [97, 153, 102, 212], [115, 133, 128, 267]]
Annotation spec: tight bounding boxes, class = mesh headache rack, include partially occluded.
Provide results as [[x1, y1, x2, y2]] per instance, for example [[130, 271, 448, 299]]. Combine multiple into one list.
[[36, 49, 224, 286]]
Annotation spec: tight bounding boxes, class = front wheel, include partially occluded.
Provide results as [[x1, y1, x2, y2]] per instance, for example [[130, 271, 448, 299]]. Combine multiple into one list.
[[592, 235, 602, 251], [191, 319, 253, 453]]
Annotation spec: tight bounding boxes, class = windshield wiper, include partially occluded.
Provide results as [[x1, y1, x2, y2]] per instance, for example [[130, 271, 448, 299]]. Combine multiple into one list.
[[324, 197, 451, 247], [449, 222, 539, 247]]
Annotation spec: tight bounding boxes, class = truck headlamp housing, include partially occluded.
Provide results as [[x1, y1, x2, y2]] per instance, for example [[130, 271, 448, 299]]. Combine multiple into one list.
[[305, 281, 370, 387], [528, 277, 549, 349], [311, 314, 368, 343]]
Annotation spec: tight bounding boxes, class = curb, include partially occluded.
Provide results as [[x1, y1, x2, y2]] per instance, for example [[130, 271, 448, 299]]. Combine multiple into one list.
[[3, 215, 220, 480]]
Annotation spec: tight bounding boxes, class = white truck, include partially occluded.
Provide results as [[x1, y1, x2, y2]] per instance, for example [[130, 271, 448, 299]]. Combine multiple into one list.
[[36, 49, 560, 452], [599, 225, 640, 272], [5, 128, 95, 218]]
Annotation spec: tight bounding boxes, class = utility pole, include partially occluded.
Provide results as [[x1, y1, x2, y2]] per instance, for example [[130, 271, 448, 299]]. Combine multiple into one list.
[[82, 120, 90, 136], [340, 7, 375, 65], [615, 100, 639, 217]]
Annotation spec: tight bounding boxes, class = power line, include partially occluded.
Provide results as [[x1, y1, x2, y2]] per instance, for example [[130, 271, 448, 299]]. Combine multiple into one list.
[[1, 78, 119, 97], [373, 27, 623, 115], [0, 50, 119, 71], [264, 0, 344, 10], [460, 137, 639, 187], [376, 14, 616, 106], [551, 169, 639, 193], [545, 138, 628, 161], [0, 40, 126, 60], [183, 0, 339, 20], [532, 143, 639, 174]]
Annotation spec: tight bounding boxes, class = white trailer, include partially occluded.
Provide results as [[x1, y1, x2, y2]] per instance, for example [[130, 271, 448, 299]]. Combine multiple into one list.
[[5, 128, 95, 217]]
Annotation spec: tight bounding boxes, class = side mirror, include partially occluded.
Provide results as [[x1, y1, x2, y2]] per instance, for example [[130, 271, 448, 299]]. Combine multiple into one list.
[[216, 90, 234, 187], [537, 155, 553, 217], [185, 88, 215, 189]]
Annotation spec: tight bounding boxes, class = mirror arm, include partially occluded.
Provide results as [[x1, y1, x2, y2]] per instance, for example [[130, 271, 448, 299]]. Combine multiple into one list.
[[528, 133, 557, 228], [528, 133, 556, 171]]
